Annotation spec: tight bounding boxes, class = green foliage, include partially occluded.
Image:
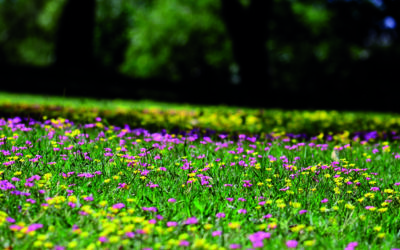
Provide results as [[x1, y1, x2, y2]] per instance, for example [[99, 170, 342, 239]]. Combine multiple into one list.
[[119, 0, 233, 81], [0, 0, 66, 65]]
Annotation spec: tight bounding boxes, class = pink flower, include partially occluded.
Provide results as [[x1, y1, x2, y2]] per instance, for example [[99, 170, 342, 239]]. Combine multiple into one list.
[[229, 244, 241, 249], [238, 209, 247, 214], [216, 212, 226, 218], [167, 221, 177, 227], [112, 203, 125, 209], [179, 240, 190, 247], [184, 217, 198, 225], [345, 242, 358, 250], [321, 198, 328, 203], [125, 232, 135, 238], [168, 198, 176, 203], [286, 240, 298, 248], [98, 236, 108, 243], [212, 231, 222, 237], [299, 210, 308, 215]]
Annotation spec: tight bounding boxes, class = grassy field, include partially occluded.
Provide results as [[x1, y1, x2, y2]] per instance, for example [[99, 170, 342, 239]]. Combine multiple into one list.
[[2, 91, 400, 135], [0, 92, 400, 249]]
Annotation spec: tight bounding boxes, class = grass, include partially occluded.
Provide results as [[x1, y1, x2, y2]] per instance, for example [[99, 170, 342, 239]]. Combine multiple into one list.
[[0, 115, 400, 249], [1, 91, 400, 135]]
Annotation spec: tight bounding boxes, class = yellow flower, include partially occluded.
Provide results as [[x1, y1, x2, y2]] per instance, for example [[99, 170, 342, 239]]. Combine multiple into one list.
[[33, 241, 43, 247], [377, 233, 386, 238], [304, 240, 315, 246], [44, 242, 53, 248], [373, 226, 382, 232], [204, 224, 213, 230], [99, 200, 108, 207], [377, 208, 388, 213], [228, 222, 241, 229], [68, 241, 78, 249]]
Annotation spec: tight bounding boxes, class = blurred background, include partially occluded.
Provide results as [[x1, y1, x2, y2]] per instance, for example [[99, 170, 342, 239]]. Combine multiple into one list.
[[0, 0, 398, 111]]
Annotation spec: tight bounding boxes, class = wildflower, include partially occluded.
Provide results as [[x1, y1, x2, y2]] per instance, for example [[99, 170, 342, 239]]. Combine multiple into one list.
[[304, 240, 315, 246], [321, 198, 328, 203], [168, 198, 176, 203], [167, 221, 177, 227], [212, 231, 222, 237], [229, 244, 241, 249], [345, 242, 358, 250], [299, 210, 308, 215], [228, 222, 241, 229], [238, 209, 247, 214], [179, 240, 190, 247], [216, 213, 226, 218], [112, 203, 125, 209], [98, 236, 108, 243], [286, 240, 298, 248], [184, 217, 198, 225]]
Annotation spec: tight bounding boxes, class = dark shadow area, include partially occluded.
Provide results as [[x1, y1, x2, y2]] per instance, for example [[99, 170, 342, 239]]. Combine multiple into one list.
[[0, 0, 399, 112]]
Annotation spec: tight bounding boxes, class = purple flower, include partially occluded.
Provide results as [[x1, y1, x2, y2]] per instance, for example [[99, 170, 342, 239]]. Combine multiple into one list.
[[98, 236, 108, 243], [179, 240, 190, 247], [229, 244, 241, 249], [321, 198, 328, 203], [286, 240, 298, 248], [168, 198, 176, 203], [365, 206, 375, 210], [263, 214, 273, 219], [167, 221, 177, 227], [142, 207, 158, 212], [345, 242, 358, 250], [212, 231, 222, 237], [216, 212, 226, 218], [184, 217, 198, 225], [370, 187, 380, 191], [6, 217, 15, 223], [249, 231, 271, 243], [238, 209, 247, 214], [112, 203, 125, 209], [26, 223, 43, 232], [226, 198, 234, 202], [299, 210, 308, 215], [125, 232, 135, 238]]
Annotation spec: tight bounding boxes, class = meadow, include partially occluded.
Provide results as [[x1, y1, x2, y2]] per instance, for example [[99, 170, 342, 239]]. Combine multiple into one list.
[[0, 92, 400, 249]]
